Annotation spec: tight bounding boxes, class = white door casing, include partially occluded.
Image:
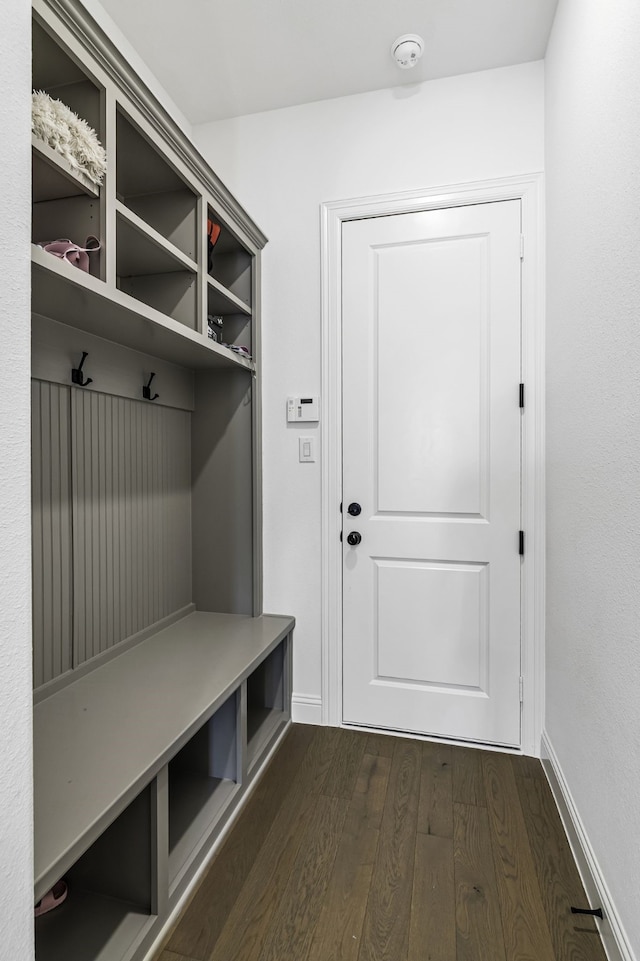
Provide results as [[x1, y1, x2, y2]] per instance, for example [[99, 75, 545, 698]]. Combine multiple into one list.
[[320, 176, 545, 755], [342, 201, 522, 746]]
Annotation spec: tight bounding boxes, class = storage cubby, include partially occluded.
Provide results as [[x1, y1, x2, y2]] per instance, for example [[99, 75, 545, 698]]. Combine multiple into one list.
[[32, 17, 105, 280], [206, 285, 253, 356], [168, 693, 240, 890], [207, 212, 253, 310], [33, 195, 102, 279], [35, 786, 156, 961], [247, 641, 288, 770], [32, 18, 103, 137], [117, 109, 198, 261], [116, 207, 198, 328], [34, 614, 293, 961]]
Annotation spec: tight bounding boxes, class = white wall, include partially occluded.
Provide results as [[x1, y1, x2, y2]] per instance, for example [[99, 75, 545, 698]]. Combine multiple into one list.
[[0, 0, 36, 957], [194, 62, 545, 718], [545, 0, 640, 955]]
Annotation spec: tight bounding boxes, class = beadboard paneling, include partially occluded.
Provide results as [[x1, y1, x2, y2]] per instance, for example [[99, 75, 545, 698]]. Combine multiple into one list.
[[31, 380, 73, 687], [71, 390, 192, 667]]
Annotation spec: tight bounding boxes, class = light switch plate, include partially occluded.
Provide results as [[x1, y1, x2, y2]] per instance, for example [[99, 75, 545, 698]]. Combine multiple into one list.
[[299, 437, 315, 462]]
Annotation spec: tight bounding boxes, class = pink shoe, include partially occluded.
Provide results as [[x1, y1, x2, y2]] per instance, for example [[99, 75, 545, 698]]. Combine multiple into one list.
[[39, 236, 100, 272], [34, 879, 68, 917]]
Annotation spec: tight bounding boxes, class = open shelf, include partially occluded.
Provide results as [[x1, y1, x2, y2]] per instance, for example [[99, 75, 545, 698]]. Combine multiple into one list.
[[116, 202, 197, 276], [33, 136, 99, 201], [33, 196, 102, 280], [169, 775, 238, 888], [207, 274, 252, 317], [117, 108, 192, 198], [168, 692, 240, 889], [116, 204, 197, 330], [35, 887, 152, 961], [247, 707, 288, 770], [246, 642, 288, 771], [116, 109, 198, 258], [207, 212, 252, 310], [35, 784, 155, 961], [122, 189, 197, 261], [33, 17, 103, 155], [32, 244, 255, 370]]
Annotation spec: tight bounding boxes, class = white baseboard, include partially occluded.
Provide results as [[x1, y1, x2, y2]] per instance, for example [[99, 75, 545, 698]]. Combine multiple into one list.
[[541, 731, 637, 961], [291, 693, 322, 725]]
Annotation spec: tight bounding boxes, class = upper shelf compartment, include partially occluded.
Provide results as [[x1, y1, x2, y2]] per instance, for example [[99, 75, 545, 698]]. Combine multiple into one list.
[[32, 15, 105, 282], [32, 17, 104, 161], [117, 109, 198, 262], [207, 210, 252, 312]]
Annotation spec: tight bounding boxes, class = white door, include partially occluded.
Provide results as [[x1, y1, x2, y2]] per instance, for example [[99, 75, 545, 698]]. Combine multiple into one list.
[[342, 200, 522, 746]]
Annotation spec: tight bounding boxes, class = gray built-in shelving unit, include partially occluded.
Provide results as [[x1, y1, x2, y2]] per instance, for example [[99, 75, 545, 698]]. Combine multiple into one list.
[[30, 3, 293, 960]]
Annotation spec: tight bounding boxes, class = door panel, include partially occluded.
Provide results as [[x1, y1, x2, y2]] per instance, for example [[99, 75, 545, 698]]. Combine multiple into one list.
[[342, 200, 522, 746], [377, 236, 488, 516], [376, 560, 488, 690]]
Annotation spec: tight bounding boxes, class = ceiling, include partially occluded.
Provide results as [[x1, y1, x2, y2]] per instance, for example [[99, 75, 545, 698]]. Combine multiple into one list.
[[98, 0, 559, 125]]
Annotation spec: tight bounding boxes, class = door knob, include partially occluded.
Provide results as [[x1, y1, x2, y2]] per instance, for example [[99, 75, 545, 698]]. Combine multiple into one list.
[[347, 502, 361, 516], [347, 531, 362, 546]]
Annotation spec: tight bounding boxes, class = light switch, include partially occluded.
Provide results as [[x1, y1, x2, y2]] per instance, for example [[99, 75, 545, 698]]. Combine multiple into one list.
[[299, 437, 315, 462]]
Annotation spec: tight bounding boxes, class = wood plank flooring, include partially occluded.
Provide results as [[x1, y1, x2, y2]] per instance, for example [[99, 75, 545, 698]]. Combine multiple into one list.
[[157, 725, 606, 961]]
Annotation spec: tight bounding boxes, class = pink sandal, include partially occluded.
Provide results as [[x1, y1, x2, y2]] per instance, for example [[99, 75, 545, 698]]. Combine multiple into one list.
[[38, 236, 101, 272], [34, 879, 68, 917]]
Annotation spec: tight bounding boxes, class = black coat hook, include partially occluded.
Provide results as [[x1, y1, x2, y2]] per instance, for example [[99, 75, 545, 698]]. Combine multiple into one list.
[[71, 351, 93, 387], [143, 372, 159, 401]]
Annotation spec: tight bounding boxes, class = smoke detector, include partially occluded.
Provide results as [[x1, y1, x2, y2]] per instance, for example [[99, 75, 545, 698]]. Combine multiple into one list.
[[391, 34, 424, 69]]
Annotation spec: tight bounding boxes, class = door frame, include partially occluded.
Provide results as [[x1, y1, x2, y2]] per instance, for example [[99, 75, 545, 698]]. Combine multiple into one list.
[[320, 173, 545, 756]]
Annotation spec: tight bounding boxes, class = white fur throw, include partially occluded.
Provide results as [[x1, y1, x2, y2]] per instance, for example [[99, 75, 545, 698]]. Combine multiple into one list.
[[32, 90, 107, 186]]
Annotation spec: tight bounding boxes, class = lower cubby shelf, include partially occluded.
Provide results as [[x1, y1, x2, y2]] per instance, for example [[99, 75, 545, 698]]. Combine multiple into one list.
[[247, 640, 288, 772], [168, 691, 240, 891], [169, 775, 239, 892], [247, 707, 288, 772], [35, 888, 153, 961], [36, 785, 156, 961], [34, 612, 293, 961]]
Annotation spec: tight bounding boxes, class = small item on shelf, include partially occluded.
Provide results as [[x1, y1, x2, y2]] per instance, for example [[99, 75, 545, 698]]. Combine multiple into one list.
[[223, 344, 252, 360], [207, 218, 221, 272], [34, 878, 68, 917], [32, 90, 107, 186], [36, 236, 101, 272], [207, 314, 224, 342]]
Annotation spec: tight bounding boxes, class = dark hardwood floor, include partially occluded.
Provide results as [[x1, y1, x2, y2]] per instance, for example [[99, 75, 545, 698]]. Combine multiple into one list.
[[156, 725, 606, 961]]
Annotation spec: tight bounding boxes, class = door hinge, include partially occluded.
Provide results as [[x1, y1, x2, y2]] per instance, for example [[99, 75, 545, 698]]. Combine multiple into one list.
[[519, 676, 524, 703], [519, 531, 525, 555], [520, 234, 525, 260], [519, 383, 524, 408]]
